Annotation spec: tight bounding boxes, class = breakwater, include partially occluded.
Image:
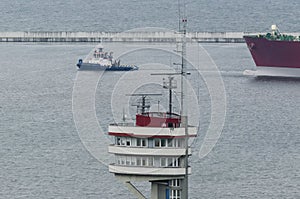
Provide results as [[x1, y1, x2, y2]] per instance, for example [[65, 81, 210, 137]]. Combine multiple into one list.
[[0, 31, 250, 43]]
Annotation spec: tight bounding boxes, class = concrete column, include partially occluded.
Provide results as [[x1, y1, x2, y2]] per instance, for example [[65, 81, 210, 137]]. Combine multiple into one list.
[[151, 183, 159, 199], [151, 181, 169, 199]]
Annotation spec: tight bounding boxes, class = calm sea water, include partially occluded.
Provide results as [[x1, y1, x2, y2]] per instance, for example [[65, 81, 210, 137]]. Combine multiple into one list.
[[0, 1, 300, 198], [1, 42, 299, 198], [0, 0, 300, 32]]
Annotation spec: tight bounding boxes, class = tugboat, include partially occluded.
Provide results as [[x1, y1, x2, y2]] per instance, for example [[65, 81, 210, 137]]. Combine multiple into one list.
[[108, 76, 197, 199], [244, 25, 300, 77], [76, 44, 138, 71]]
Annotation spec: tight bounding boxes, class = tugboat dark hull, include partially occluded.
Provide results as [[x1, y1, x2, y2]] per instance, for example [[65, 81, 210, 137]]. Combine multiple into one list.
[[77, 62, 138, 71]]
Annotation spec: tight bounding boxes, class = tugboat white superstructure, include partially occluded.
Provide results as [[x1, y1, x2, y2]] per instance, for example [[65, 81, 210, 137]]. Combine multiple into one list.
[[76, 44, 138, 71]]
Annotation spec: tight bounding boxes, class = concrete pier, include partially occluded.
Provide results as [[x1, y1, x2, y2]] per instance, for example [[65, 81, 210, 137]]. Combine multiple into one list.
[[0, 31, 250, 43]]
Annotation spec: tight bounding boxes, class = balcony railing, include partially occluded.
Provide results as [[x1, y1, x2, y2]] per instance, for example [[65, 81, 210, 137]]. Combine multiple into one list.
[[108, 145, 191, 156], [108, 125, 197, 138], [109, 164, 191, 176]]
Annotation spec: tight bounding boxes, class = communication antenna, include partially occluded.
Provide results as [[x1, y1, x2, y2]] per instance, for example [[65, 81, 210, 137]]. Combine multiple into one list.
[[151, 72, 180, 118], [179, 0, 189, 198], [126, 93, 162, 114]]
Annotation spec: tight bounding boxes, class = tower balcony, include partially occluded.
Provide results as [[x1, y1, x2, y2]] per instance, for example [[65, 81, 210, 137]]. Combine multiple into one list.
[[109, 164, 191, 176], [108, 145, 192, 156], [108, 125, 197, 138]]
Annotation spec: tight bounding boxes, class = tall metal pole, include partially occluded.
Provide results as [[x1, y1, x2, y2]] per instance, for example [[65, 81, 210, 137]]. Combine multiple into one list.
[[168, 76, 174, 117], [181, 15, 189, 199]]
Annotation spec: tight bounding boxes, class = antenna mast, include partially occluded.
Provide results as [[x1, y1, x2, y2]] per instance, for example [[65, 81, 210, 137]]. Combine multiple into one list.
[[163, 76, 177, 117], [127, 93, 162, 114], [179, 0, 189, 198]]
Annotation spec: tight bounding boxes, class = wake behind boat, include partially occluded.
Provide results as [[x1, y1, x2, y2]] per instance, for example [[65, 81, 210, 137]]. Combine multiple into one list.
[[76, 44, 138, 71], [244, 25, 300, 77]]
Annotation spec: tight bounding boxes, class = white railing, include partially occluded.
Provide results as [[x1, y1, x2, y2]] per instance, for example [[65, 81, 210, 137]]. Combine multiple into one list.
[[109, 164, 191, 176], [108, 125, 197, 137], [108, 145, 191, 156]]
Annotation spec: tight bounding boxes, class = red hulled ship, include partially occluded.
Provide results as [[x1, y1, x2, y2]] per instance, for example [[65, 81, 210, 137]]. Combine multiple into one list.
[[244, 25, 300, 77]]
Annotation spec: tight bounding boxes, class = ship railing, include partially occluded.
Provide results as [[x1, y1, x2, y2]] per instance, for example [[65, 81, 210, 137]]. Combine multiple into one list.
[[142, 112, 181, 119], [109, 122, 135, 127], [109, 163, 190, 169], [109, 143, 187, 149]]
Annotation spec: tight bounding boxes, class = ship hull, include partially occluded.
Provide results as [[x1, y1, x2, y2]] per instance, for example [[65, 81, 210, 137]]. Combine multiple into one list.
[[77, 63, 138, 71], [244, 36, 300, 77], [77, 63, 107, 70], [243, 66, 300, 77], [244, 36, 300, 68]]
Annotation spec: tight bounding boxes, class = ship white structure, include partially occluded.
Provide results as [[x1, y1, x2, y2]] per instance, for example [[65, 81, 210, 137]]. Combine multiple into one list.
[[108, 6, 192, 197], [108, 77, 197, 199]]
